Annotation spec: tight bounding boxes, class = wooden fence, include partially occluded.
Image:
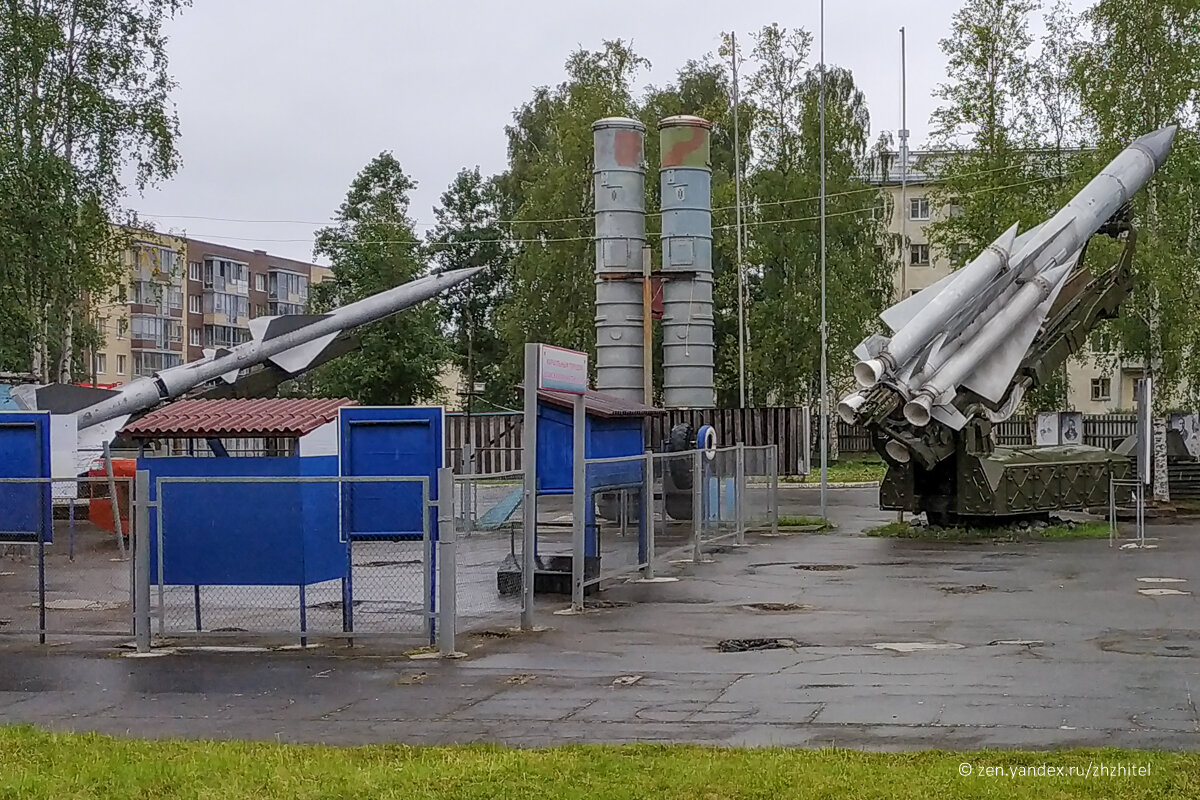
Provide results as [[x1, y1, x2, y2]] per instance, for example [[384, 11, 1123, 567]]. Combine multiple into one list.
[[445, 409, 1141, 476]]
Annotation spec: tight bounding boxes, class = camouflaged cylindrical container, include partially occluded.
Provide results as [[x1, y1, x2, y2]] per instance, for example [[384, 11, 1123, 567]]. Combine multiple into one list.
[[659, 115, 714, 409], [593, 117, 647, 401]]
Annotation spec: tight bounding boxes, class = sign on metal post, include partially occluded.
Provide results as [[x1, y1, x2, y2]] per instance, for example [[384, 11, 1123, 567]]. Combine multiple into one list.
[[538, 345, 588, 395], [523, 344, 589, 627]]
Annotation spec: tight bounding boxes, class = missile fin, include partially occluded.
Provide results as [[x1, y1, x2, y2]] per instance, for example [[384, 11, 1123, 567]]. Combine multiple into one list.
[[854, 333, 889, 362], [959, 251, 1079, 403], [879, 270, 959, 333], [931, 403, 969, 430], [267, 331, 340, 375], [247, 316, 276, 342]]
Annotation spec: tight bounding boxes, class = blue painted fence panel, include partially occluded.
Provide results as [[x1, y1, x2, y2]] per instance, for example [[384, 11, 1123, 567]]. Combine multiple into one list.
[[0, 412, 53, 543]]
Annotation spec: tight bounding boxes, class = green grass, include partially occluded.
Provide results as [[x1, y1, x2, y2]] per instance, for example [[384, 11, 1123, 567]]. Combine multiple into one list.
[[786, 455, 888, 484], [1, 726, 1196, 799], [866, 520, 1111, 542], [777, 515, 834, 531]]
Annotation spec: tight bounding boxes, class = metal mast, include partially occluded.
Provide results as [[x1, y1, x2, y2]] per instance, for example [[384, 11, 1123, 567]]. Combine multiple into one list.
[[819, 0, 828, 518], [730, 31, 747, 408]]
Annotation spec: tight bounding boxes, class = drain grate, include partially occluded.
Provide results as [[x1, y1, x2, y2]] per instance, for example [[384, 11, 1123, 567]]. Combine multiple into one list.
[[744, 602, 812, 612], [940, 584, 995, 594], [717, 637, 804, 652], [792, 564, 856, 572]]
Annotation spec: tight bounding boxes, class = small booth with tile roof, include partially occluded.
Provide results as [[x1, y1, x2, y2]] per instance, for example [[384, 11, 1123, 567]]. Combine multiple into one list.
[[122, 398, 445, 637]]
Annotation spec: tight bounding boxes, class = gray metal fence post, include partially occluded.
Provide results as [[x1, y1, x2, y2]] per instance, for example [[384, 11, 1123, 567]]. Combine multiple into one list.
[[422, 478, 433, 644], [770, 444, 779, 536], [571, 394, 586, 612], [437, 467, 457, 656], [735, 442, 746, 545], [134, 470, 151, 653], [642, 450, 655, 580], [520, 343, 539, 630], [692, 449, 703, 563]]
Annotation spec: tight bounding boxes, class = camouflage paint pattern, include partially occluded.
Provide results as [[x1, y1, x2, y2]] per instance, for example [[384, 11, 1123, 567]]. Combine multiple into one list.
[[658, 115, 714, 409], [592, 117, 647, 401]]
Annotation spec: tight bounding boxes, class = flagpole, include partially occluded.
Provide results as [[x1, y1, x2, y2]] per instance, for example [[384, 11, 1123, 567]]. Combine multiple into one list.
[[819, 0, 828, 520]]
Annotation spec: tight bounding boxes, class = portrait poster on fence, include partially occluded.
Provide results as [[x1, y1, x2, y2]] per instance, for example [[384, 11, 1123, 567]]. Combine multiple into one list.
[[1059, 412, 1083, 446], [1036, 412, 1060, 447]]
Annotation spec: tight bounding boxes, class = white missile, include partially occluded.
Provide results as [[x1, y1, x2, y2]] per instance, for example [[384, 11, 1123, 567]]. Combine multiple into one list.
[[842, 125, 1177, 436], [8, 267, 482, 444]]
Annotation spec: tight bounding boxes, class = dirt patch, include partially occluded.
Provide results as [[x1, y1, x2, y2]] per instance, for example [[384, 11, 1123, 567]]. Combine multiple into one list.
[[1096, 630, 1200, 658], [472, 629, 514, 639], [585, 600, 632, 609], [306, 600, 363, 611]]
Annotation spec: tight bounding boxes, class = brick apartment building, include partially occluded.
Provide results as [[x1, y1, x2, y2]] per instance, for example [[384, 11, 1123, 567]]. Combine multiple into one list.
[[91, 233, 332, 386]]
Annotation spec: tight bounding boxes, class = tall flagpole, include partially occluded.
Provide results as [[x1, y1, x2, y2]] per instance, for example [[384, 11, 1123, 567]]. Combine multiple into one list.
[[819, 0, 828, 519], [731, 31, 747, 408]]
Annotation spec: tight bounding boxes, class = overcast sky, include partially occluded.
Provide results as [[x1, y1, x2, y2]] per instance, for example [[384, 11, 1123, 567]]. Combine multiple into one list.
[[131, 0, 1081, 264]]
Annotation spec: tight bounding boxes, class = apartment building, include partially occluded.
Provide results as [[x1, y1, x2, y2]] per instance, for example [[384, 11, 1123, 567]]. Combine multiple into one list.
[[867, 151, 1131, 414], [91, 233, 328, 386]]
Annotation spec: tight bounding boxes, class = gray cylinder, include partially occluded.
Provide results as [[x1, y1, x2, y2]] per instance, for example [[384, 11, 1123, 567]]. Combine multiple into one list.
[[593, 117, 646, 401], [659, 115, 714, 409]]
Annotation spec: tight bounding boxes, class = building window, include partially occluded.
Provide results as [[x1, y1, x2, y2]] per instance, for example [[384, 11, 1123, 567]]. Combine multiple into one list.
[[910, 197, 930, 220], [254, 303, 267, 317], [1091, 377, 1112, 401], [94, 353, 106, 375], [871, 201, 887, 221], [189, 327, 202, 346], [255, 273, 266, 292], [910, 244, 930, 266], [116, 354, 127, 375], [188, 295, 200, 313], [948, 197, 964, 218], [116, 283, 128, 304], [188, 261, 201, 281], [116, 317, 128, 339]]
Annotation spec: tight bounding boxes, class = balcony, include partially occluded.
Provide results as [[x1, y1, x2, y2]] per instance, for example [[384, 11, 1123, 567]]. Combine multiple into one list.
[[268, 269, 309, 306], [202, 291, 250, 328], [202, 257, 250, 297], [129, 314, 183, 353]]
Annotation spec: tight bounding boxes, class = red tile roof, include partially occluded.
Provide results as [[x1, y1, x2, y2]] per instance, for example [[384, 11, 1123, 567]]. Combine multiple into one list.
[[120, 398, 358, 439], [537, 389, 665, 418]]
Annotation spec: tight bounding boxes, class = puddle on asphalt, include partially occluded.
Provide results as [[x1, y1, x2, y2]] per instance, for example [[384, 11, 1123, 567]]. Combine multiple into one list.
[[1097, 630, 1200, 658]]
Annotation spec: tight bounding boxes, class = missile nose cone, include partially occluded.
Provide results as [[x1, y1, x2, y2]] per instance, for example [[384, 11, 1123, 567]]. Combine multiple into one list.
[[1130, 125, 1178, 170]]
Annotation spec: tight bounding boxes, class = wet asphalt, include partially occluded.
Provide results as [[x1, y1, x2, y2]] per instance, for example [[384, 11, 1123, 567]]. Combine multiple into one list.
[[2, 486, 1199, 751]]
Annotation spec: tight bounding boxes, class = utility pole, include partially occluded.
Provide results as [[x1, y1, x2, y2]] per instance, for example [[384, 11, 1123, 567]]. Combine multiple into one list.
[[730, 31, 747, 409], [899, 27, 909, 302], [819, 0, 828, 519]]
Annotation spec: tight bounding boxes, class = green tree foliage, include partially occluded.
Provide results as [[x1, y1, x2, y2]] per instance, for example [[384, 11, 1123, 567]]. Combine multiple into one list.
[[427, 167, 512, 410], [641, 55, 744, 405], [741, 24, 892, 404], [0, 0, 188, 380], [307, 153, 448, 405], [1072, 0, 1200, 406], [491, 41, 649, 403]]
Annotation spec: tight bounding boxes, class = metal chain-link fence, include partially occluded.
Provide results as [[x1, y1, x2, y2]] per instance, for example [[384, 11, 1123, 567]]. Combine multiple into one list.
[[0, 476, 135, 640]]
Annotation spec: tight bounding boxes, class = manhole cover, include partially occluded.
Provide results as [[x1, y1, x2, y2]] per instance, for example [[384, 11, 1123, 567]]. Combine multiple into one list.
[[940, 584, 995, 594], [744, 602, 813, 612], [793, 564, 855, 572], [717, 637, 805, 652]]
